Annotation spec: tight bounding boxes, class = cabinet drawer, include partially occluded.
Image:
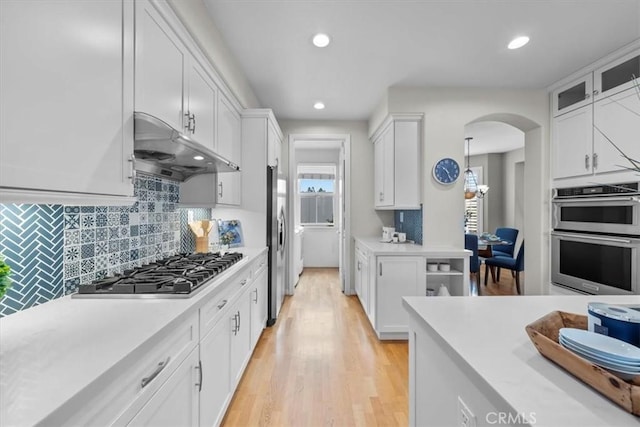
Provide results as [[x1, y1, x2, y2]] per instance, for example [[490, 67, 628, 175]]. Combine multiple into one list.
[[45, 312, 199, 426], [252, 251, 268, 278], [200, 267, 252, 337]]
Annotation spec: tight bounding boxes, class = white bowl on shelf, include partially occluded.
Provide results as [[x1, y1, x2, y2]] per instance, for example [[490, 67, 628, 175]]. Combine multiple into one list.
[[427, 263, 438, 272], [438, 263, 450, 272]]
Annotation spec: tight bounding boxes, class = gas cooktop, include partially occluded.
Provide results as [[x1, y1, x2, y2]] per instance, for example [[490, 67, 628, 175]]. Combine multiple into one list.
[[74, 252, 244, 298]]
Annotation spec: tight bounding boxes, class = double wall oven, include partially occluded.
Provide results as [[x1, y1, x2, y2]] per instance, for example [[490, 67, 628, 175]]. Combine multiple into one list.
[[551, 182, 640, 296]]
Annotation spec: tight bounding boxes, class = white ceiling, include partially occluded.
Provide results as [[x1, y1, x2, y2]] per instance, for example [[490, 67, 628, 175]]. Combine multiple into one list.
[[202, 0, 640, 121]]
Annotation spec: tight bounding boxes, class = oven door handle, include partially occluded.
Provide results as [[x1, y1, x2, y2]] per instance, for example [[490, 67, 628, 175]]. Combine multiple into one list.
[[552, 196, 640, 204], [551, 231, 633, 244]]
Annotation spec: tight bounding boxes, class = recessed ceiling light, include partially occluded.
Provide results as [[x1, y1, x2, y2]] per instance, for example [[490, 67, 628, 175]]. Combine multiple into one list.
[[314, 102, 325, 110], [312, 33, 330, 48], [193, 155, 204, 161], [508, 36, 530, 50]]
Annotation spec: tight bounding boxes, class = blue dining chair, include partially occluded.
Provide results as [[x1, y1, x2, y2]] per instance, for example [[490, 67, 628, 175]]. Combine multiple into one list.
[[491, 227, 519, 258], [465, 233, 480, 282], [484, 242, 525, 294]]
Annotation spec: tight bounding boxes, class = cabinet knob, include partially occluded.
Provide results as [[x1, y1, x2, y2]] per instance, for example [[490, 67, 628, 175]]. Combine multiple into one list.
[[593, 89, 600, 96], [585, 92, 591, 99]]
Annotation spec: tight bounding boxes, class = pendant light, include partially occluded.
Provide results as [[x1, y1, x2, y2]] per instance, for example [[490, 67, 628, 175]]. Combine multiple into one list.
[[463, 137, 477, 199], [463, 137, 489, 199]]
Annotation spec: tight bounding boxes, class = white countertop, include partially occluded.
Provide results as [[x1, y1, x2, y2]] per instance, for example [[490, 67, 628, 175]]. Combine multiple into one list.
[[355, 236, 471, 257], [403, 295, 640, 426], [0, 247, 266, 427]]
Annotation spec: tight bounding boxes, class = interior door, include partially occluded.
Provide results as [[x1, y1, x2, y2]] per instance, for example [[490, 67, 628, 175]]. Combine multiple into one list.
[[338, 153, 346, 292]]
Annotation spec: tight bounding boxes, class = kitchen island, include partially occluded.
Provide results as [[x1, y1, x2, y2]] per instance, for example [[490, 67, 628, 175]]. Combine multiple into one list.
[[403, 295, 640, 426]]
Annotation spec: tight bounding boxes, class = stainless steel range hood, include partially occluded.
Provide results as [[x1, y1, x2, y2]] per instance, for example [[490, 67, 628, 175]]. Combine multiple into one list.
[[133, 112, 239, 182]]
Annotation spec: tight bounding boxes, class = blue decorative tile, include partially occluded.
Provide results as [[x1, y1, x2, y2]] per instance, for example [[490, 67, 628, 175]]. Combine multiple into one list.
[[81, 214, 95, 229], [96, 269, 107, 280], [95, 228, 108, 242], [109, 227, 120, 239], [64, 246, 80, 262], [81, 244, 95, 259], [64, 213, 79, 229], [96, 213, 107, 227], [119, 251, 130, 263], [130, 249, 139, 261], [80, 273, 95, 284], [107, 213, 119, 226], [394, 207, 423, 245], [65, 206, 80, 214], [109, 241, 119, 253], [95, 241, 108, 256], [130, 225, 139, 237], [80, 206, 95, 213], [81, 229, 95, 244], [65, 229, 80, 245], [96, 206, 107, 213], [81, 258, 94, 274], [108, 253, 119, 266], [64, 277, 80, 295], [120, 226, 129, 238], [64, 261, 80, 279], [119, 239, 129, 252], [95, 255, 108, 270]]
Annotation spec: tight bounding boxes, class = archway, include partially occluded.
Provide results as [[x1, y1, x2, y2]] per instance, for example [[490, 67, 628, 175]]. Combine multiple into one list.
[[465, 113, 548, 295]]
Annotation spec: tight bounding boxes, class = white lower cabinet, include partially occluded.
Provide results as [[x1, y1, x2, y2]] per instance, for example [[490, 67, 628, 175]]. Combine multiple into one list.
[[127, 348, 199, 427], [229, 290, 252, 389], [376, 256, 425, 338], [199, 314, 232, 427], [250, 266, 268, 350]]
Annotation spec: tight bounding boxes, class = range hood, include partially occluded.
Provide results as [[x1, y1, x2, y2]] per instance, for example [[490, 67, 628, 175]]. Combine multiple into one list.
[[133, 112, 239, 182]]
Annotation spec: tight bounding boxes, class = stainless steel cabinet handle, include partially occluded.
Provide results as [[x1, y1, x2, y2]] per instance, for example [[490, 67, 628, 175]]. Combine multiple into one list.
[[218, 182, 224, 198], [128, 153, 136, 185], [141, 357, 170, 388], [184, 111, 195, 133], [232, 313, 238, 335], [379, 192, 384, 202], [593, 152, 598, 169], [191, 113, 196, 134], [584, 154, 590, 170], [551, 231, 633, 244], [379, 262, 382, 276], [593, 89, 600, 96], [585, 92, 591, 99], [237, 311, 241, 332], [253, 288, 258, 303], [217, 299, 228, 310], [195, 359, 203, 392]]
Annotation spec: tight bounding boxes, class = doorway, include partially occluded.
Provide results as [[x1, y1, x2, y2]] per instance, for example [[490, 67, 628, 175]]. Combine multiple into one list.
[[287, 134, 352, 295]]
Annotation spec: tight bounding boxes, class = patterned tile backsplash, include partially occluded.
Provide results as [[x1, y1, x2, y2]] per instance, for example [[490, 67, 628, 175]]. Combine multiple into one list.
[[0, 173, 184, 317], [394, 206, 423, 245]]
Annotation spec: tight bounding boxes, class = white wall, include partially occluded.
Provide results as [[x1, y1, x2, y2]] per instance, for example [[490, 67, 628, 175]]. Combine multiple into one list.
[[373, 87, 549, 295], [503, 148, 526, 247]]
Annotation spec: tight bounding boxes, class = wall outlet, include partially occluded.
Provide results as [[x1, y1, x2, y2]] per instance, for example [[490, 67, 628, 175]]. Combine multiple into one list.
[[400, 212, 404, 222], [187, 210, 194, 223], [457, 396, 476, 427]]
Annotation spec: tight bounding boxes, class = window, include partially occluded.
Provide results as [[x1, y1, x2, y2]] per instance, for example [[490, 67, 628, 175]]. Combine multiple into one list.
[[464, 167, 484, 234], [298, 168, 335, 225]]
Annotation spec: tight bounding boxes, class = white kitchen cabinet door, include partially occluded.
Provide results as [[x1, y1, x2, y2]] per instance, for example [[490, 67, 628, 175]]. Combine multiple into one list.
[[250, 267, 268, 350], [393, 120, 421, 209], [186, 61, 217, 151], [217, 94, 242, 206], [552, 106, 594, 179], [593, 88, 640, 175], [229, 293, 251, 389], [0, 0, 134, 199], [199, 316, 231, 427], [593, 50, 640, 100], [374, 128, 394, 208], [376, 256, 425, 336], [267, 121, 283, 170], [135, 0, 185, 132], [551, 74, 593, 117], [127, 347, 199, 427]]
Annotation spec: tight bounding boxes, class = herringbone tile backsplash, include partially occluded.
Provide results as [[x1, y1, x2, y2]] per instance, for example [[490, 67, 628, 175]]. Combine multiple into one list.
[[0, 173, 184, 317]]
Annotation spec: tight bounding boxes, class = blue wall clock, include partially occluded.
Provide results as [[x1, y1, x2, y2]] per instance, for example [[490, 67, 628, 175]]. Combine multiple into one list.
[[433, 158, 460, 185]]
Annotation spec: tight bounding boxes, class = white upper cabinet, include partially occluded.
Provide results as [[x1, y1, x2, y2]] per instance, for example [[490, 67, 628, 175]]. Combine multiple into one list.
[[593, 88, 640, 174], [186, 61, 218, 151], [216, 93, 242, 206], [135, 0, 218, 150], [551, 47, 640, 181], [0, 0, 135, 203], [135, 0, 186, 132], [371, 114, 423, 210], [552, 74, 593, 117], [593, 50, 640, 100]]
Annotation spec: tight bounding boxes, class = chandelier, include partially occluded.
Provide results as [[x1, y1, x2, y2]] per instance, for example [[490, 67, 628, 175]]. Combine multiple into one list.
[[463, 137, 489, 199]]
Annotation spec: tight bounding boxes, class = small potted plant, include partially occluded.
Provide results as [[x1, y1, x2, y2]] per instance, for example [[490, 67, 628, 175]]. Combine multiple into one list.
[[0, 257, 12, 299]]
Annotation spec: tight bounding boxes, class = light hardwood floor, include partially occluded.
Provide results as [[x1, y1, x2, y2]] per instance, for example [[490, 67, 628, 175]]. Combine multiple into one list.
[[221, 267, 409, 427], [471, 265, 523, 296]]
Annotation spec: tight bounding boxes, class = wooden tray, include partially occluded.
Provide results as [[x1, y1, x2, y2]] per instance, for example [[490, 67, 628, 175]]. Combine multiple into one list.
[[525, 310, 640, 416]]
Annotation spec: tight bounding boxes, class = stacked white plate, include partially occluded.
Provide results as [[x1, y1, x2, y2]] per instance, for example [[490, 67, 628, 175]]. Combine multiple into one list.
[[559, 328, 640, 380]]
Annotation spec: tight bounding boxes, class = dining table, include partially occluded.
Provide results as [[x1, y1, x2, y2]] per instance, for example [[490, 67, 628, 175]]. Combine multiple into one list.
[[477, 237, 512, 258]]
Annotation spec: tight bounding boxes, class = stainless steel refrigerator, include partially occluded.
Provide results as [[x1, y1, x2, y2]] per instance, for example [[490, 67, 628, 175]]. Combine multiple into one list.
[[266, 166, 287, 326]]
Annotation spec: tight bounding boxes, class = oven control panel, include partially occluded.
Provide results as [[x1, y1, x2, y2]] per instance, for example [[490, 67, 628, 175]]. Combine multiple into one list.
[[555, 182, 639, 198]]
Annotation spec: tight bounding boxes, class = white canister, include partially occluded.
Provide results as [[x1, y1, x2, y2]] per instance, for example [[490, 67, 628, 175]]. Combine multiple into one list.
[[437, 284, 451, 296]]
